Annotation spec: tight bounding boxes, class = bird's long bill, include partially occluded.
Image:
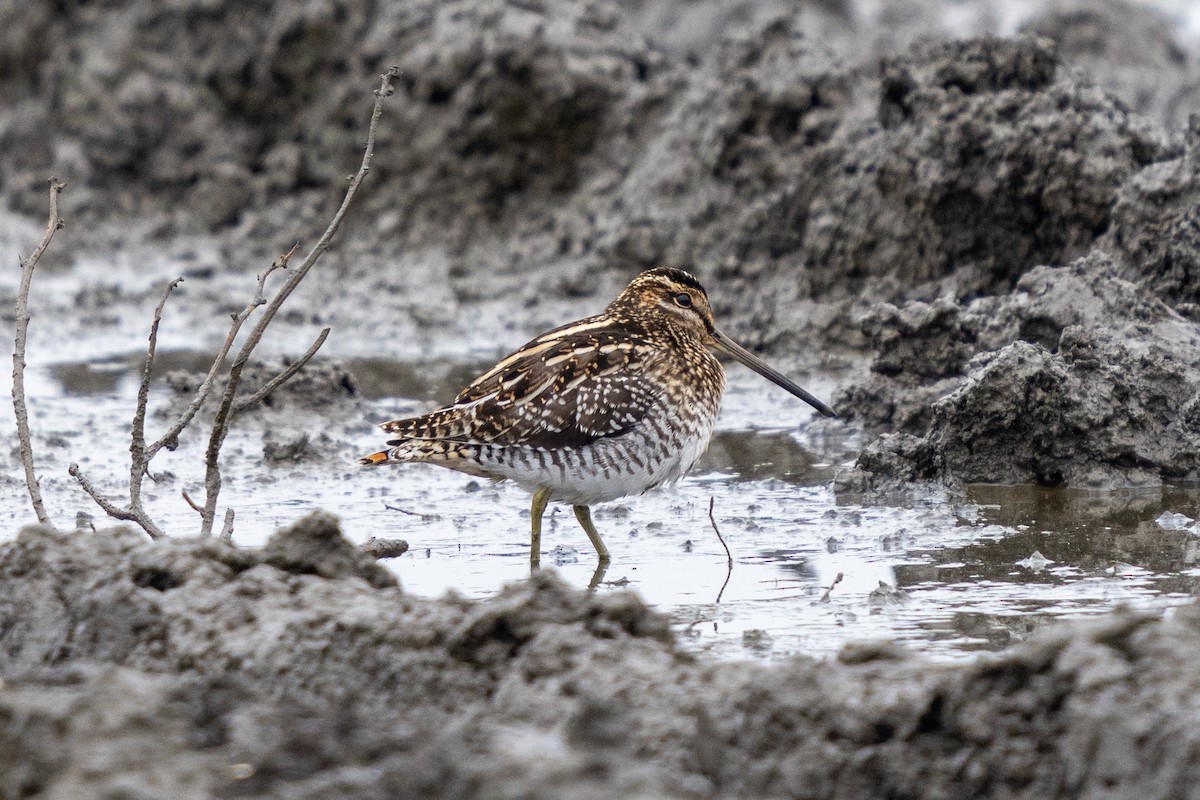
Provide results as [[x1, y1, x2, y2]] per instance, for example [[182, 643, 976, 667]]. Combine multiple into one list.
[[711, 328, 837, 418]]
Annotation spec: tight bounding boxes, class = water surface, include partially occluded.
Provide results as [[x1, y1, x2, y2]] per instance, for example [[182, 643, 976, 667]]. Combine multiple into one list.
[[5, 352, 1199, 662]]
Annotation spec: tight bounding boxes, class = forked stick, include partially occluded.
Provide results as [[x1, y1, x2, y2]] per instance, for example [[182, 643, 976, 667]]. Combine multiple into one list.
[[198, 67, 400, 536], [70, 67, 400, 539]]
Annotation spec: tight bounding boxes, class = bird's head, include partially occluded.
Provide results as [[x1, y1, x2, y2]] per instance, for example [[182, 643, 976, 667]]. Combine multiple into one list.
[[608, 267, 837, 418], [607, 267, 716, 339]]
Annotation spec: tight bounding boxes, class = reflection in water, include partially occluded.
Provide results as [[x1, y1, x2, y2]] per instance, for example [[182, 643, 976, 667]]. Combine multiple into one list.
[[344, 356, 489, 402], [967, 484, 1200, 533], [50, 361, 129, 395], [900, 522, 1200, 585], [887, 483, 1200, 653], [49, 350, 492, 403], [50, 350, 245, 396], [700, 431, 836, 485]]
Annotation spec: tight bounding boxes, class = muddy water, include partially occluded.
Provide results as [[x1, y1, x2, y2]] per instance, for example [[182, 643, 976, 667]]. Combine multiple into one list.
[[6, 349, 1200, 663]]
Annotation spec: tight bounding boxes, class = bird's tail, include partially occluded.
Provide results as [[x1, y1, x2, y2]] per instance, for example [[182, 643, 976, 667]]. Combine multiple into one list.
[[358, 450, 393, 466], [357, 438, 427, 466], [358, 439, 496, 480]]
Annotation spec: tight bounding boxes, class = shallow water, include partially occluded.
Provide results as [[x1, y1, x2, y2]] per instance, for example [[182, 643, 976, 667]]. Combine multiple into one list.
[[5, 347, 1200, 663]]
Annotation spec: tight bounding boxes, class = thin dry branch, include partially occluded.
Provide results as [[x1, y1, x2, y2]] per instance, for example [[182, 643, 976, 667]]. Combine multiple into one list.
[[198, 67, 400, 536], [69, 463, 166, 539], [70, 277, 190, 539], [145, 260, 287, 460], [12, 178, 66, 526], [131, 278, 183, 504], [220, 508, 235, 541], [383, 503, 438, 521], [819, 572, 844, 603], [77, 244, 317, 537], [231, 327, 331, 414], [181, 489, 204, 514]]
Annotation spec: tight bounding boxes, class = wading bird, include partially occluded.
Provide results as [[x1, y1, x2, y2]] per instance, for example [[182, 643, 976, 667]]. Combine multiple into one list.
[[360, 268, 835, 582]]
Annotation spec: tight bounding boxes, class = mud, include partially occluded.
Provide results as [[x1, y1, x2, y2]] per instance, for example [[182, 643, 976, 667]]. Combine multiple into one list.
[[1021, 0, 1200, 130], [1, 1, 1187, 354], [6, 0, 1200, 795], [4, 520, 1200, 799], [838, 253, 1200, 492]]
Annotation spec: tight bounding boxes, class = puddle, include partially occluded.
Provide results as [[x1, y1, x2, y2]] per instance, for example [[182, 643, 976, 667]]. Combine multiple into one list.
[[4, 352, 1200, 662]]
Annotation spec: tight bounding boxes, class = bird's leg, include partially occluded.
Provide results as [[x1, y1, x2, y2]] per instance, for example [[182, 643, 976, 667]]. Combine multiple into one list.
[[530, 486, 551, 571], [572, 505, 610, 564]]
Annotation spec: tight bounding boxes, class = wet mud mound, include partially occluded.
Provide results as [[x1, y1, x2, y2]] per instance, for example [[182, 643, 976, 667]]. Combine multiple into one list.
[[730, 35, 1163, 300], [1020, 0, 1200, 131], [1106, 120, 1200, 311], [828, 42, 1200, 492], [163, 358, 361, 414], [0, 0, 682, 255], [4, 520, 1200, 798], [2, 4, 1179, 334], [839, 253, 1200, 492]]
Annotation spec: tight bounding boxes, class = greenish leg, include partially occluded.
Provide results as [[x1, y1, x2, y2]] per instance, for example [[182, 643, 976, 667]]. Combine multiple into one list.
[[530, 487, 551, 571], [587, 560, 609, 591], [572, 505, 610, 564]]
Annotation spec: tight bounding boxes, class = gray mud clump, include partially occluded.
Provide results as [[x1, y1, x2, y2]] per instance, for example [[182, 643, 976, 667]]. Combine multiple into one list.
[[6, 524, 1200, 799], [840, 255, 1200, 492], [1020, 0, 1200, 129], [164, 359, 360, 414], [1105, 120, 1200, 311]]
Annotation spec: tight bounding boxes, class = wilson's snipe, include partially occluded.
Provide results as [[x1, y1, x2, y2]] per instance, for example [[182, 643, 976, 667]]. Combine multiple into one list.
[[360, 267, 835, 575]]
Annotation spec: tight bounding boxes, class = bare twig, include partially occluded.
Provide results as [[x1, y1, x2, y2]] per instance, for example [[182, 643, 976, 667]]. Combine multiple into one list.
[[130, 278, 183, 506], [70, 277, 194, 539], [143, 241, 300, 462], [219, 508, 235, 541], [819, 572, 844, 603], [231, 327, 331, 414], [709, 497, 733, 604], [383, 502, 438, 521], [360, 537, 409, 559], [144, 263, 287, 460], [69, 463, 166, 539], [12, 178, 66, 526], [82, 254, 309, 538], [65, 73, 396, 539], [181, 489, 204, 514], [199, 67, 400, 536]]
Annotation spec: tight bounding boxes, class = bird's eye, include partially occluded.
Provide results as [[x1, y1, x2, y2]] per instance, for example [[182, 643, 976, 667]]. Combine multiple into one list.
[[673, 292, 693, 308]]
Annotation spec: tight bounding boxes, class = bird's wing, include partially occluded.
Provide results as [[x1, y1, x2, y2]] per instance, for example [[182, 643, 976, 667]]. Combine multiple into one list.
[[380, 320, 662, 448]]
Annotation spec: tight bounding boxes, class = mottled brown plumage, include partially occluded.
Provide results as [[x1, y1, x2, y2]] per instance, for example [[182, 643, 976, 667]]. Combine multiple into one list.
[[360, 267, 834, 574]]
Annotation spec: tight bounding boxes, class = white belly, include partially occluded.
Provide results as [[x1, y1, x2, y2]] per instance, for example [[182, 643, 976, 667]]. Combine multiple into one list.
[[496, 405, 720, 506]]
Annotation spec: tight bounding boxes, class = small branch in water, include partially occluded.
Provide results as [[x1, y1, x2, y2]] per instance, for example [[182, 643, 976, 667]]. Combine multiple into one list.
[[13, 178, 66, 527], [181, 489, 204, 515], [127, 278, 184, 530], [220, 508, 235, 542], [69, 463, 166, 539], [709, 497, 733, 604], [819, 572, 844, 603], [143, 264, 283, 461], [383, 502, 439, 521]]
